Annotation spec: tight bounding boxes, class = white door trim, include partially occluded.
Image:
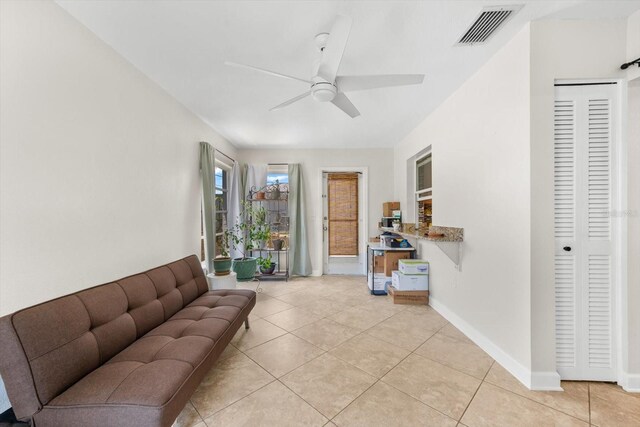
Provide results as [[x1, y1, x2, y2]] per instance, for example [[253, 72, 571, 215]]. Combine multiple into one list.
[[316, 166, 368, 276], [554, 78, 628, 387]]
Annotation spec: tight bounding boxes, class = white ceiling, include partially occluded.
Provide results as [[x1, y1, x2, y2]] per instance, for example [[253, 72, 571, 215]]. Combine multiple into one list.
[[56, 0, 640, 149]]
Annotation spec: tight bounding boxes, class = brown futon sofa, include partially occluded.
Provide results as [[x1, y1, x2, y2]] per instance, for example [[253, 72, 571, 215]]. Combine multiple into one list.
[[0, 255, 256, 427]]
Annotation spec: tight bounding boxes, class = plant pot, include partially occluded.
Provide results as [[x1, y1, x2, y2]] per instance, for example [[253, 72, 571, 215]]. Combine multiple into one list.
[[259, 262, 276, 275], [272, 239, 284, 251], [213, 257, 231, 276], [232, 257, 257, 281], [256, 192, 265, 200]]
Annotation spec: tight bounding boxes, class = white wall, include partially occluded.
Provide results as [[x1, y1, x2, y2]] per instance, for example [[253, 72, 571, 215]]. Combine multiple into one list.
[[393, 25, 533, 381], [627, 13, 640, 388], [627, 77, 640, 385], [627, 10, 640, 81], [0, 0, 237, 316], [238, 148, 394, 276], [529, 19, 628, 384]]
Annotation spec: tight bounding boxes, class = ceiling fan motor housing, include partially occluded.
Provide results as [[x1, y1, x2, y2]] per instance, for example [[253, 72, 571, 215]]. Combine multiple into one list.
[[311, 80, 337, 102]]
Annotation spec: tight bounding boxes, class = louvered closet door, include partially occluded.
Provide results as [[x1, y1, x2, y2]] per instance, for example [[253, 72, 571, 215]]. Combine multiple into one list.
[[554, 84, 617, 381]]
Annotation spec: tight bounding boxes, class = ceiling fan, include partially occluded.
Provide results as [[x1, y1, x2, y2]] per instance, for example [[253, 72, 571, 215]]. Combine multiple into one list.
[[225, 15, 425, 118]]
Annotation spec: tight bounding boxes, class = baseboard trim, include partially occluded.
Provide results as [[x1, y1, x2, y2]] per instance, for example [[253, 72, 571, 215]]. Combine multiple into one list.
[[620, 372, 640, 392], [429, 296, 562, 391], [530, 371, 563, 391]]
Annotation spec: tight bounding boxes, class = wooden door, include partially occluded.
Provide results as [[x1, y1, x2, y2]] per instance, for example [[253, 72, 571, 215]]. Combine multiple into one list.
[[328, 173, 359, 256]]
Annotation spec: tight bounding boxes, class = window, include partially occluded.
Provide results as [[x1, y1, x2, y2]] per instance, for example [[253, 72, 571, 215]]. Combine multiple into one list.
[[267, 165, 289, 185], [415, 152, 432, 227], [416, 153, 432, 199], [215, 163, 229, 256], [200, 162, 230, 261]]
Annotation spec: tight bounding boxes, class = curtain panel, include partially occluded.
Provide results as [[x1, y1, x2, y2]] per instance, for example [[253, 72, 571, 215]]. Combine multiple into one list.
[[243, 164, 268, 198], [199, 142, 216, 273], [288, 163, 312, 276], [227, 161, 243, 259]]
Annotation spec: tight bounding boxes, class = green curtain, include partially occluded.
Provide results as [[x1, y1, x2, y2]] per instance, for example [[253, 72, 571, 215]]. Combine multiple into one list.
[[199, 142, 216, 273], [288, 163, 312, 276]]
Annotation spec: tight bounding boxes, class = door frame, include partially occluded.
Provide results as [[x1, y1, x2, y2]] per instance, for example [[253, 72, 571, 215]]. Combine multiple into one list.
[[316, 166, 368, 276], [554, 78, 628, 386]]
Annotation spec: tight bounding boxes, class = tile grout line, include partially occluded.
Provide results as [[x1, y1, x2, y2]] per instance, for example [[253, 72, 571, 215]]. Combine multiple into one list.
[[481, 376, 592, 424], [222, 281, 455, 425], [327, 298, 592, 427], [234, 292, 358, 422], [186, 399, 208, 427], [197, 376, 279, 423], [241, 285, 363, 341], [368, 300, 595, 425], [457, 359, 495, 422], [374, 321, 460, 423], [377, 376, 459, 423], [323, 305, 419, 421], [203, 279, 634, 426], [588, 382, 592, 425], [330, 320, 456, 424], [275, 377, 332, 423], [244, 337, 328, 377]]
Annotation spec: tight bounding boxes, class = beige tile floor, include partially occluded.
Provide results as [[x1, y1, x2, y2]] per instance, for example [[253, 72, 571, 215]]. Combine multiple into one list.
[[174, 275, 640, 427]]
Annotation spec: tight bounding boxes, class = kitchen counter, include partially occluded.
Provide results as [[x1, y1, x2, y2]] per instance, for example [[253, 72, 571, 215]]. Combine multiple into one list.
[[368, 243, 416, 251], [379, 224, 464, 242]]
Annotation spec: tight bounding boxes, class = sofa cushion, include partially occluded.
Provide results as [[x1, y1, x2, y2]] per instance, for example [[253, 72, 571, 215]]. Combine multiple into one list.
[[47, 289, 255, 409], [0, 255, 208, 421], [10, 296, 100, 405], [49, 359, 193, 407]]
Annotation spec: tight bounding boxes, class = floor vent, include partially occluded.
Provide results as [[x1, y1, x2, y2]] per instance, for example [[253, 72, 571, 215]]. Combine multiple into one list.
[[456, 5, 523, 45]]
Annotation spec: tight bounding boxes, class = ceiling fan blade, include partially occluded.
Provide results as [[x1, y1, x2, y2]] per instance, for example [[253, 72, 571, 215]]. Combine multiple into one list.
[[331, 93, 360, 118], [225, 61, 311, 85], [270, 91, 311, 111], [336, 74, 425, 92], [316, 15, 352, 83]]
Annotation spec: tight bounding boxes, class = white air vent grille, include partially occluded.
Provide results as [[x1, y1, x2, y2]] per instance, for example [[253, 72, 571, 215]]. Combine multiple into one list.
[[456, 5, 523, 45]]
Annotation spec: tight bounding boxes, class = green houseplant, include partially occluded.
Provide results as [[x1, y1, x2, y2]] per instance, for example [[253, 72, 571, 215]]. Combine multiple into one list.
[[257, 252, 276, 275], [212, 231, 231, 276], [226, 202, 271, 281]]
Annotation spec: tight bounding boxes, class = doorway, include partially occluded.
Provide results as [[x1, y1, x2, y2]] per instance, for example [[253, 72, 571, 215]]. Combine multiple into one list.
[[553, 81, 622, 381], [322, 170, 366, 275]]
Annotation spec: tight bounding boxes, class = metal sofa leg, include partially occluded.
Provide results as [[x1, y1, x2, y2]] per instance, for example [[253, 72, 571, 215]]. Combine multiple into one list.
[[245, 318, 250, 330]]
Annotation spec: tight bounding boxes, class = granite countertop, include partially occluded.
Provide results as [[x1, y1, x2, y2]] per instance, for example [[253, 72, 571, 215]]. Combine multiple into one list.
[[368, 243, 416, 251], [379, 224, 463, 242]]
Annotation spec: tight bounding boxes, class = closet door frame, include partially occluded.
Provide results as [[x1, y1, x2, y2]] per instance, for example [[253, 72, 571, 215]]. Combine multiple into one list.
[[553, 78, 628, 385]]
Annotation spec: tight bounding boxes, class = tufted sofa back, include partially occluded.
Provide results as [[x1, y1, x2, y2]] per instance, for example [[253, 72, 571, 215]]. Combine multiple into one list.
[[0, 255, 209, 420]]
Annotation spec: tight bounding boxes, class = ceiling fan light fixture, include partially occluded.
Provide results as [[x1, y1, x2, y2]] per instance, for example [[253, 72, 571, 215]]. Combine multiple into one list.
[[311, 81, 337, 102], [225, 15, 425, 118]]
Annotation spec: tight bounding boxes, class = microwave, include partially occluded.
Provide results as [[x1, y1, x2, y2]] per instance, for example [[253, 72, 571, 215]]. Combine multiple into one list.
[[381, 217, 395, 228]]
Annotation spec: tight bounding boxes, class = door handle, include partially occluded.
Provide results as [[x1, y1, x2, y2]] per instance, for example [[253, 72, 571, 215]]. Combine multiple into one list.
[[323, 226, 328, 231], [563, 246, 572, 252]]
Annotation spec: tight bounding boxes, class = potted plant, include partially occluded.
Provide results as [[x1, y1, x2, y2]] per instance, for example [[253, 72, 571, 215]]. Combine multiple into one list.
[[271, 179, 281, 201], [252, 206, 271, 249], [271, 229, 284, 251], [226, 202, 270, 281], [212, 231, 231, 276], [257, 252, 276, 275]]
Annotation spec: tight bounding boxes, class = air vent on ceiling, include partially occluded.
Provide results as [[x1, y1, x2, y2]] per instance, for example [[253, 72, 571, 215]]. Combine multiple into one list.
[[456, 5, 523, 45]]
